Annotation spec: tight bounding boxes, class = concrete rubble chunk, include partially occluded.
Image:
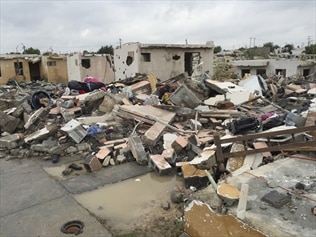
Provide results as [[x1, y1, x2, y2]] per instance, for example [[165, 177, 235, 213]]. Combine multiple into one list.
[[24, 124, 59, 143], [0, 110, 20, 134], [189, 148, 216, 170], [0, 133, 24, 149], [128, 134, 148, 165], [181, 164, 209, 189], [261, 190, 291, 208]]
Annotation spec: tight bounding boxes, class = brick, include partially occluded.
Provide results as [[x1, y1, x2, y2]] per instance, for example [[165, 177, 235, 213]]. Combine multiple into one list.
[[96, 146, 112, 160], [172, 136, 188, 153], [149, 154, 172, 175]]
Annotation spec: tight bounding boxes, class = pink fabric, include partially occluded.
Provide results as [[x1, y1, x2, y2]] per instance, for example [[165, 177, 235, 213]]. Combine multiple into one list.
[[83, 76, 102, 83]]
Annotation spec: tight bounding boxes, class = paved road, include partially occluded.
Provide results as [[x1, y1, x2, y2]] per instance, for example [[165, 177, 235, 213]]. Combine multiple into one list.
[[0, 157, 112, 237]]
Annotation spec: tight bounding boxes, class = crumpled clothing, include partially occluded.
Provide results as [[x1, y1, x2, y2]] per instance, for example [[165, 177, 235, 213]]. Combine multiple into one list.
[[87, 125, 102, 136]]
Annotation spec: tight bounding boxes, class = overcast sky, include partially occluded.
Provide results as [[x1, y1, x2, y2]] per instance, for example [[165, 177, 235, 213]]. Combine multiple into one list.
[[0, 0, 315, 54]]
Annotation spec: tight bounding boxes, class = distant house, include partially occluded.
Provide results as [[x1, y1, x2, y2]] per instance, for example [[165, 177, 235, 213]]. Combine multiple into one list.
[[66, 53, 115, 84], [0, 54, 41, 85], [0, 54, 68, 85], [233, 58, 316, 78], [0, 53, 115, 85], [113, 41, 214, 81]]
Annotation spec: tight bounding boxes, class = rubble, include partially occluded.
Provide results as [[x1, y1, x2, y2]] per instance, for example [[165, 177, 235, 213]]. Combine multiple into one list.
[[0, 70, 315, 236]]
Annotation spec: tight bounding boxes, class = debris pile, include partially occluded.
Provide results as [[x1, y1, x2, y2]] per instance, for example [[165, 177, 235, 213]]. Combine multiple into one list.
[[1, 72, 315, 236]]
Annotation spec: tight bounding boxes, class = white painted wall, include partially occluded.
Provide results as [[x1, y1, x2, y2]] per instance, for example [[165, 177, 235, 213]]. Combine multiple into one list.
[[113, 43, 140, 81], [67, 53, 115, 83], [114, 42, 214, 82], [67, 54, 81, 82]]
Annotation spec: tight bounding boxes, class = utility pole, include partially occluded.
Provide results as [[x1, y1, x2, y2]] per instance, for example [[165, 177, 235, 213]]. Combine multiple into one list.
[[307, 36, 312, 46], [253, 37, 256, 47], [119, 38, 122, 48], [249, 37, 252, 48]]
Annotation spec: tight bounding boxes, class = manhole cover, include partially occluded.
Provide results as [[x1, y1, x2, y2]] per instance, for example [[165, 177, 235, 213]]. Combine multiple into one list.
[[61, 220, 84, 235]]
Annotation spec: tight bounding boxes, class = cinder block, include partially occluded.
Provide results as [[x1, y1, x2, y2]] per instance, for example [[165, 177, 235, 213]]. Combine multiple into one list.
[[161, 148, 177, 165], [149, 154, 172, 175]]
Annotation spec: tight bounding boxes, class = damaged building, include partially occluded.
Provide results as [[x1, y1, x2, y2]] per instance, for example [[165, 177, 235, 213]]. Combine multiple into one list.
[[0, 41, 316, 237], [113, 41, 214, 81]]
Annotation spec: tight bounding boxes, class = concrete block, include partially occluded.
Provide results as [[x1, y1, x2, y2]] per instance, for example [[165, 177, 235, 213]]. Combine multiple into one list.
[[149, 154, 172, 175], [84, 155, 102, 172], [0, 133, 24, 149], [171, 136, 188, 153], [163, 133, 178, 149], [181, 164, 209, 189], [189, 119, 202, 130], [102, 156, 111, 167], [190, 148, 216, 170], [75, 143, 91, 152], [161, 148, 177, 164], [116, 154, 126, 164], [128, 134, 148, 165], [30, 144, 46, 152], [66, 146, 78, 154], [261, 190, 291, 208], [61, 119, 86, 143]]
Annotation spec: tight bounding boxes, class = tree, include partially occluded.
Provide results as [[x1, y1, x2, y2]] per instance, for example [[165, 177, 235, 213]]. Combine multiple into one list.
[[214, 46, 222, 54], [304, 44, 316, 54], [96, 45, 113, 55], [263, 42, 274, 52], [263, 42, 280, 53], [282, 44, 294, 53], [23, 47, 40, 54]]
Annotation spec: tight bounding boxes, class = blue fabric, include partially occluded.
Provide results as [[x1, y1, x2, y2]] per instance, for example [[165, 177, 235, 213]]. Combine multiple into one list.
[[87, 125, 102, 136]]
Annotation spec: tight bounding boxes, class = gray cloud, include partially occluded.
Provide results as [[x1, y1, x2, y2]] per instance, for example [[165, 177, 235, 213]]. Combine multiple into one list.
[[1, 0, 315, 53]]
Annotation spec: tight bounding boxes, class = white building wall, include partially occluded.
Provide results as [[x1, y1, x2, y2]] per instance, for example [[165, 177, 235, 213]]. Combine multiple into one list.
[[67, 54, 81, 82], [139, 48, 213, 81], [67, 53, 115, 83], [113, 43, 140, 81], [113, 42, 214, 82]]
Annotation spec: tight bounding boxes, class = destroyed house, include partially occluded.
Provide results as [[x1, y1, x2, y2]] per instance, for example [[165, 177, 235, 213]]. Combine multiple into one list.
[[0, 54, 68, 85], [113, 41, 214, 81], [233, 58, 316, 78], [66, 53, 115, 84]]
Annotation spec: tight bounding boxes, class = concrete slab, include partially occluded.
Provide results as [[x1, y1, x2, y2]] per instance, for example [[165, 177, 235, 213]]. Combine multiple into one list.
[[0, 195, 111, 237], [226, 157, 316, 237], [0, 159, 65, 217], [0, 158, 112, 237]]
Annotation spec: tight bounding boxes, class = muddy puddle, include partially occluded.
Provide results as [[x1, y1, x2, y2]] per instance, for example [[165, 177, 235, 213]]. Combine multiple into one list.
[[43, 162, 86, 181], [74, 172, 183, 231]]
